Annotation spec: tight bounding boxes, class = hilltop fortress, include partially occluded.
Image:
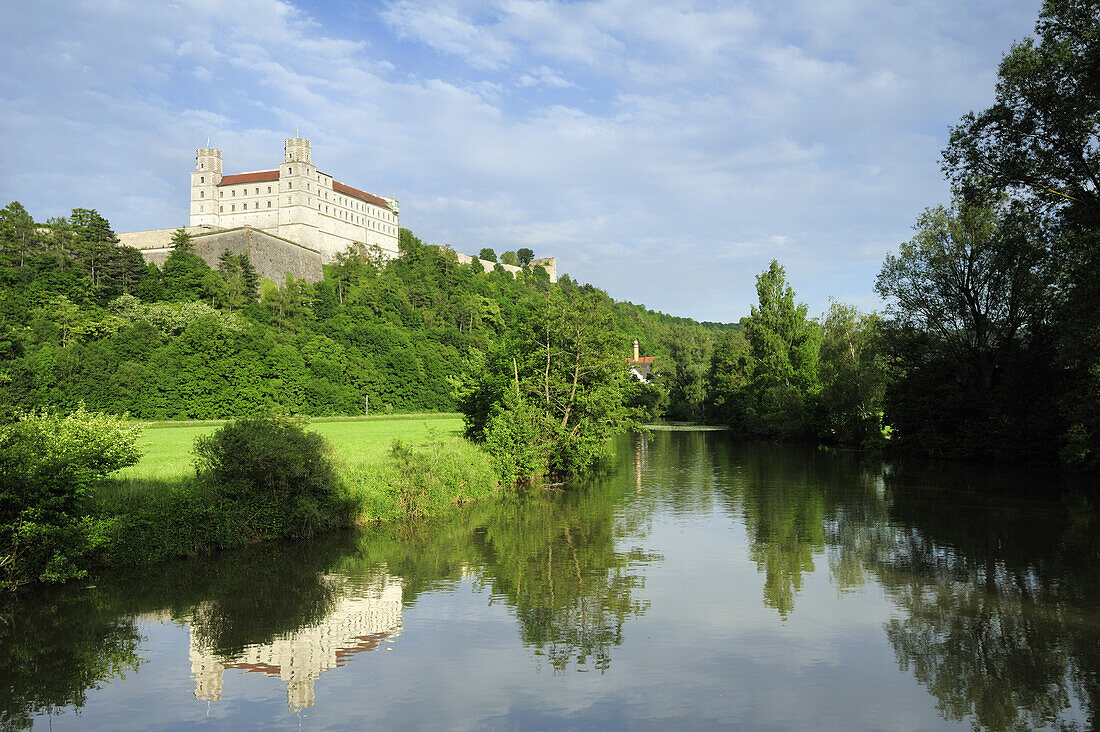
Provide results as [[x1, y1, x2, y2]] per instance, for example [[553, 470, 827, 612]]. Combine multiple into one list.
[[119, 137, 555, 283]]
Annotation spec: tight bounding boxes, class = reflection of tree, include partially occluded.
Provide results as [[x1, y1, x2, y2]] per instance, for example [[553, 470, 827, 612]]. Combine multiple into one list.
[[712, 444, 848, 616], [883, 567, 1070, 730], [867, 467, 1100, 730], [0, 587, 142, 730], [346, 441, 661, 673], [705, 438, 1100, 729], [474, 485, 659, 672]]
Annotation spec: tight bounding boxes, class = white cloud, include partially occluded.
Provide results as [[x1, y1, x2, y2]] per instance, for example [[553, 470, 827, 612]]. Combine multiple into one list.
[[516, 65, 573, 89]]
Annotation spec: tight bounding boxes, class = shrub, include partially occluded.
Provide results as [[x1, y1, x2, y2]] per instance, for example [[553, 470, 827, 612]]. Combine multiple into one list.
[[0, 406, 142, 589], [348, 435, 501, 523], [192, 414, 348, 538]]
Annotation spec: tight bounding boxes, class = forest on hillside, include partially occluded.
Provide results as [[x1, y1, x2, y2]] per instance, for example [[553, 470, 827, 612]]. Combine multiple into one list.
[[0, 213, 720, 423]]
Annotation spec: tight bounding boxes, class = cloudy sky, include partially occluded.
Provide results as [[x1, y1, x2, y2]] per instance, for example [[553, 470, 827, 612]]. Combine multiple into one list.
[[0, 0, 1042, 321]]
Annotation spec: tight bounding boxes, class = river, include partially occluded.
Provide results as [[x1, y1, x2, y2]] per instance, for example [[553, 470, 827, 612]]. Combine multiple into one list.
[[3, 431, 1099, 730]]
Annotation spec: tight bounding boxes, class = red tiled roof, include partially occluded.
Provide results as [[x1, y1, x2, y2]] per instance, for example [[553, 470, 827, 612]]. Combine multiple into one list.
[[216, 170, 392, 211], [334, 181, 392, 210], [627, 356, 656, 364], [218, 170, 280, 186]]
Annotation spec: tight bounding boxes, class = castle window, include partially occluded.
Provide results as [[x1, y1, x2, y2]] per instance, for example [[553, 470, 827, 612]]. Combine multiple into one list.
[[287, 197, 291, 204], [220, 206, 223, 212], [200, 191, 204, 198], [199, 205, 203, 212], [243, 203, 247, 210], [231, 204, 235, 211], [267, 201, 271, 208], [267, 186, 272, 193], [219, 191, 223, 198], [289, 167, 293, 174], [288, 182, 292, 189], [200, 176, 205, 183], [231, 190, 235, 196]]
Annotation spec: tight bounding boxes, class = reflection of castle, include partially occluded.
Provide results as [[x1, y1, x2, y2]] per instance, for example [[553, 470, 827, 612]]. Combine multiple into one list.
[[189, 574, 402, 711]]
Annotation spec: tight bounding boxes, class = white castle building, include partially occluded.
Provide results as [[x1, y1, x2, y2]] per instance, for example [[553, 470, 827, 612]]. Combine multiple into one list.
[[189, 137, 399, 262], [118, 136, 557, 283]]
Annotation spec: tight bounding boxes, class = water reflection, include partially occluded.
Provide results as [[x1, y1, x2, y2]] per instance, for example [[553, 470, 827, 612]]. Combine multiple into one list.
[[189, 574, 403, 710], [870, 467, 1100, 730], [3, 434, 1099, 731]]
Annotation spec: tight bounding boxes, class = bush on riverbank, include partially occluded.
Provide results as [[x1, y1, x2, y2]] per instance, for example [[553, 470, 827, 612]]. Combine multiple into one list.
[[0, 407, 142, 589], [91, 419, 503, 569], [3, 409, 509, 586], [92, 415, 355, 567], [193, 414, 351, 538]]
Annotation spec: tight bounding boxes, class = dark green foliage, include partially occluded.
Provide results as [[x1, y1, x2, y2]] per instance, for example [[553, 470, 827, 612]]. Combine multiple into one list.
[[192, 415, 348, 538], [0, 201, 36, 266], [162, 248, 211, 301], [456, 279, 637, 483], [479, 247, 497, 263], [0, 204, 725, 428], [517, 247, 534, 266], [879, 0, 1099, 466], [169, 228, 193, 252]]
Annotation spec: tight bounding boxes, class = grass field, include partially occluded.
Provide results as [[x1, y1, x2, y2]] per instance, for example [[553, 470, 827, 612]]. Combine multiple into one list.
[[117, 413, 465, 481]]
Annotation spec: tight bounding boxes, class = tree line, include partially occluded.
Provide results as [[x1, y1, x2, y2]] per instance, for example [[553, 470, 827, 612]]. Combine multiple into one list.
[[0, 208, 721, 426]]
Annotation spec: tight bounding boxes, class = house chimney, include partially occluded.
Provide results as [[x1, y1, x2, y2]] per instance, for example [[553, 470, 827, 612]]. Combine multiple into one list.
[[633, 339, 640, 361]]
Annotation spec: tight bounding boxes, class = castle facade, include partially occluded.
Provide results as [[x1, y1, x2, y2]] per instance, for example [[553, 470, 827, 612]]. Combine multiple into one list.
[[189, 137, 399, 262]]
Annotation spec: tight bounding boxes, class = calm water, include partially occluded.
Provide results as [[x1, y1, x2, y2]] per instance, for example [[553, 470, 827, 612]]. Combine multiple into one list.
[[4, 432, 1100, 730]]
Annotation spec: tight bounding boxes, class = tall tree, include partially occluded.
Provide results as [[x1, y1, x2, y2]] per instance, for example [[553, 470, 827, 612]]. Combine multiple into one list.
[[169, 228, 194, 253], [68, 209, 118, 289], [0, 202, 36, 267], [875, 199, 1051, 458], [817, 302, 887, 445], [942, 0, 1100, 465], [742, 260, 821, 437]]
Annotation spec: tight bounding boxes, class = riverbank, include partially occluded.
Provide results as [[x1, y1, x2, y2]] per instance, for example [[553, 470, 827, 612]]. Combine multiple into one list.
[[88, 414, 505, 569]]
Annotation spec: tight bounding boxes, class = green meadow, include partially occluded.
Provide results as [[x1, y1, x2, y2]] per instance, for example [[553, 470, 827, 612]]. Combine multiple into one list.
[[117, 413, 465, 481], [86, 412, 503, 569]]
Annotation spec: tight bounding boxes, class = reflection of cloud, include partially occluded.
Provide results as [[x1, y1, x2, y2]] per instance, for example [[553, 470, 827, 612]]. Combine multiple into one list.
[[189, 574, 403, 711]]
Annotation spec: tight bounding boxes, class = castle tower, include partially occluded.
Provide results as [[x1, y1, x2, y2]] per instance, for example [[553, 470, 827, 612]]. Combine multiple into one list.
[[190, 147, 222, 227], [279, 137, 319, 250]]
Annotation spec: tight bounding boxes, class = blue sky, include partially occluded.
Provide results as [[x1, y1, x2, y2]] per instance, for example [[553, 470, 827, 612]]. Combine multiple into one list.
[[0, 0, 1042, 322]]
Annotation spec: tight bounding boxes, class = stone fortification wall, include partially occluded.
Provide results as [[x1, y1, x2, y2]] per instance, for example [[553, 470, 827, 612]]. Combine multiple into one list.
[[137, 227, 323, 284], [118, 225, 220, 251], [452, 252, 558, 283]]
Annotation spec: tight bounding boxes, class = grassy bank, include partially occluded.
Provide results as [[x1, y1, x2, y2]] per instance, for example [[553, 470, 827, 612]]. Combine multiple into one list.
[[88, 414, 504, 569]]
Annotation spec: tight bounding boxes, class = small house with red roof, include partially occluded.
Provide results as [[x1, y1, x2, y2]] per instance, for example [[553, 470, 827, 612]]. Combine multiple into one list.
[[628, 340, 655, 382]]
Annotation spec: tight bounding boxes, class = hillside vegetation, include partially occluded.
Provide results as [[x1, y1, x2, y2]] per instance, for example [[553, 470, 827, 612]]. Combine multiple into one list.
[[0, 213, 721, 422]]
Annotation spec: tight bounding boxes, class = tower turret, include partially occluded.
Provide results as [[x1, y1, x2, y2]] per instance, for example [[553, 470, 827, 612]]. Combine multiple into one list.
[[285, 137, 311, 164]]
